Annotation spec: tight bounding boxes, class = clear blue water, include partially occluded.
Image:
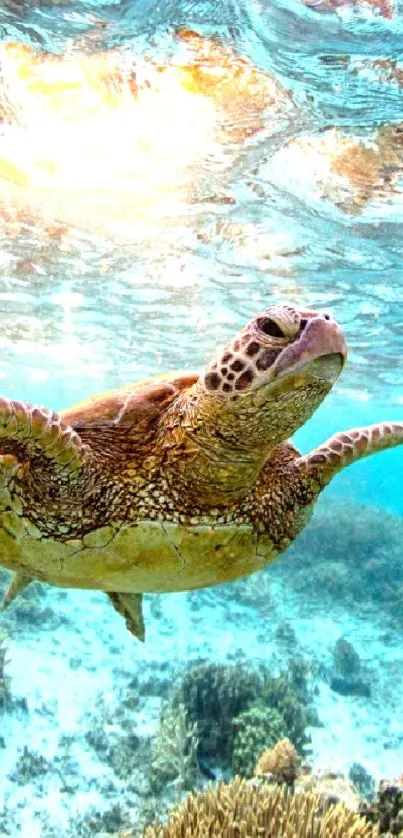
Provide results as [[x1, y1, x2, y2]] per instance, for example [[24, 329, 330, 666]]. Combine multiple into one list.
[[0, 0, 403, 834]]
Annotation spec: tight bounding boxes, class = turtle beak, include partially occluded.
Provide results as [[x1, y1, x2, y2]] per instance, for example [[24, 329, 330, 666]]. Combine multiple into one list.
[[302, 351, 345, 381], [271, 313, 347, 384]]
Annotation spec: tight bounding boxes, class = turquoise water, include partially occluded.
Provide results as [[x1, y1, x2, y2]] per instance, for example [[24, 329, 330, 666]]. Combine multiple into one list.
[[0, 0, 403, 835]]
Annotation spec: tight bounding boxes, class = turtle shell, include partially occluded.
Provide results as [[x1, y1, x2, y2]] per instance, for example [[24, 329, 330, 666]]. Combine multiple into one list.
[[0, 372, 278, 595]]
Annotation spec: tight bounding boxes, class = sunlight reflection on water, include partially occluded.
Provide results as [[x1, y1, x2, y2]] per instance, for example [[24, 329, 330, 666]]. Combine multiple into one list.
[[0, 0, 402, 411]]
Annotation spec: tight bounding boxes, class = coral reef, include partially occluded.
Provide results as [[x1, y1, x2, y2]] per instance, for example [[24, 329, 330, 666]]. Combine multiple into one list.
[[169, 660, 315, 772], [141, 777, 375, 837], [359, 779, 403, 835], [297, 769, 362, 813], [86, 717, 144, 783], [151, 703, 199, 793], [170, 661, 262, 762], [83, 691, 158, 790], [232, 706, 287, 778], [261, 669, 317, 749], [9, 746, 50, 783], [275, 621, 299, 651], [73, 803, 132, 837], [254, 737, 299, 784], [349, 763, 376, 801], [268, 501, 403, 622], [330, 637, 371, 698], [226, 501, 403, 627]]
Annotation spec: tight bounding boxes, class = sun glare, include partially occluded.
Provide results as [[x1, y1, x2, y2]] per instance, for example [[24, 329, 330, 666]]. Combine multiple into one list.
[[0, 43, 222, 239]]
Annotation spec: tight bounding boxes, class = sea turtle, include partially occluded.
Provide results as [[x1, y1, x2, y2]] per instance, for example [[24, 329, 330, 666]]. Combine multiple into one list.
[[0, 303, 402, 641]]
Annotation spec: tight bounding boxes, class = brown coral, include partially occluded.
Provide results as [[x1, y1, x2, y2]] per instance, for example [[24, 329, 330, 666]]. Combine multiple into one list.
[[142, 776, 376, 837], [359, 778, 403, 835], [254, 737, 299, 785]]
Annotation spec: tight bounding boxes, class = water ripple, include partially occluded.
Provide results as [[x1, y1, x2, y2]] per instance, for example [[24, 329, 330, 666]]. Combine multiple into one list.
[[0, 0, 403, 406]]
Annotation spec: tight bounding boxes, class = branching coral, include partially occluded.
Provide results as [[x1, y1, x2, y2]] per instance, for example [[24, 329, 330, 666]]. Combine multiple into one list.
[[142, 777, 376, 837], [151, 702, 199, 793]]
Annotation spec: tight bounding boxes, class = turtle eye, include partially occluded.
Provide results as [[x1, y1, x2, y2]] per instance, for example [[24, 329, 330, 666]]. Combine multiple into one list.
[[256, 317, 285, 338]]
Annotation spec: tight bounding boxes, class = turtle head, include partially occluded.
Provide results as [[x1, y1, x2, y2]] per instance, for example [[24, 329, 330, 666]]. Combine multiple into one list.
[[199, 304, 347, 450]]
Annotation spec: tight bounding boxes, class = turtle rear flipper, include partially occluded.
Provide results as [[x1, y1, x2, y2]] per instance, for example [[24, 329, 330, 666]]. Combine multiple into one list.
[[2, 571, 33, 608], [107, 592, 145, 641]]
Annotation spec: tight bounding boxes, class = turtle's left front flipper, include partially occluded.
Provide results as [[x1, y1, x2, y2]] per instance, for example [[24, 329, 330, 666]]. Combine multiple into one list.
[[297, 421, 403, 488]]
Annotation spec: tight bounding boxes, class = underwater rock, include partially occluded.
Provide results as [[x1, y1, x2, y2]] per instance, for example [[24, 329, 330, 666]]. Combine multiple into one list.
[[330, 637, 371, 698], [140, 777, 375, 837], [349, 762, 376, 801], [332, 637, 362, 678], [254, 737, 300, 785]]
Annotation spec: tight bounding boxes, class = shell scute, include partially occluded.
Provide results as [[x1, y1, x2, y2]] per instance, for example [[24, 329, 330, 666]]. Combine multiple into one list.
[[82, 525, 116, 550], [2, 510, 26, 542], [63, 373, 198, 433]]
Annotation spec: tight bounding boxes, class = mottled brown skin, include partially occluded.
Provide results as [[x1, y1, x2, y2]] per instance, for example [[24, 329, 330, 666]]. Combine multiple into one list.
[[1, 303, 403, 640]]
